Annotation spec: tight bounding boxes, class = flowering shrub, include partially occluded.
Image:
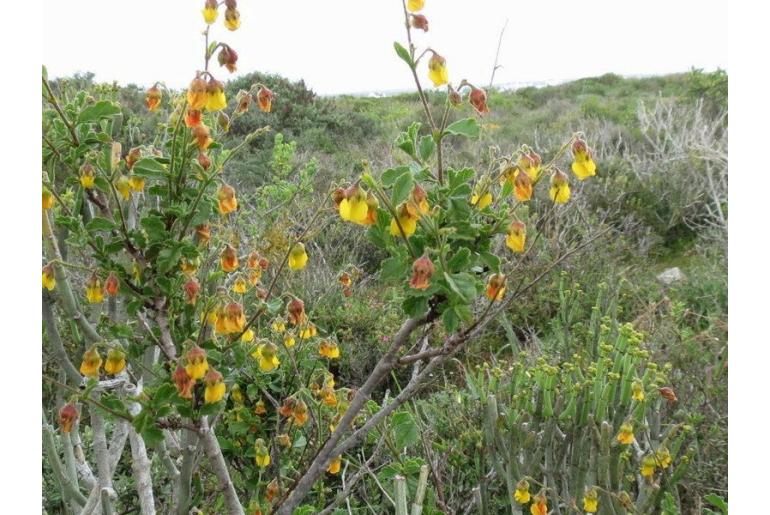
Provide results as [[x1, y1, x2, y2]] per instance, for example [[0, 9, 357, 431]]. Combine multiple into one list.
[[40, 1, 632, 514]]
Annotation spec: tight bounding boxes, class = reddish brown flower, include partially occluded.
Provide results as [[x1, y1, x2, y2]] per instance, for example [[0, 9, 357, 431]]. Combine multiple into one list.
[[469, 86, 490, 115], [659, 387, 678, 404], [287, 298, 306, 326], [184, 277, 200, 304], [104, 272, 120, 297], [126, 147, 142, 170], [217, 44, 239, 73], [185, 109, 202, 128], [197, 152, 211, 171], [58, 403, 79, 433], [195, 224, 211, 246], [409, 255, 434, 290], [410, 13, 429, 31]]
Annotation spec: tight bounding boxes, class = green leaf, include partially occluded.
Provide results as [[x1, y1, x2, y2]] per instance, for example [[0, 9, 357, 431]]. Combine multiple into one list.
[[133, 157, 168, 179], [380, 256, 407, 283], [442, 306, 459, 333], [77, 101, 121, 124], [704, 494, 727, 514], [479, 252, 501, 272], [418, 135, 436, 162], [392, 411, 419, 448], [391, 171, 414, 206], [443, 272, 478, 303], [85, 217, 116, 232], [141, 427, 165, 447], [444, 118, 480, 139], [393, 42, 414, 68], [403, 296, 429, 318]]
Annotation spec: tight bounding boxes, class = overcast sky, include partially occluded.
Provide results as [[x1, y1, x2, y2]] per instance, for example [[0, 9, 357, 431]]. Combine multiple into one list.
[[42, 0, 728, 96]]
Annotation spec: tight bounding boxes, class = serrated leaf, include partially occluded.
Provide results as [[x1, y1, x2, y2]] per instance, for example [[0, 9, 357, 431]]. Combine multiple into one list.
[[133, 157, 168, 179], [443, 272, 478, 303], [403, 296, 429, 318], [380, 256, 407, 283], [419, 135, 436, 162], [77, 101, 121, 124], [444, 118, 480, 139], [447, 248, 471, 271], [381, 166, 410, 187]]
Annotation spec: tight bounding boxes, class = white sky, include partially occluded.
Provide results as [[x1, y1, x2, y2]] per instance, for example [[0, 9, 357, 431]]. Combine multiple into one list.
[[42, 0, 728, 96]]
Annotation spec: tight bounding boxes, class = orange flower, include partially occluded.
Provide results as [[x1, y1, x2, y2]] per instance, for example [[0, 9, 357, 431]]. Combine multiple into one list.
[[659, 386, 678, 404], [485, 273, 506, 301], [220, 244, 239, 272], [192, 124, 213, 150], [42, 187, 55, 210], [214, 302, 246, 335], [195, 224, 211, 246], [279, 397, 296, 418], [173, 365, 194, 398], [218, 184, 238, 215], [469, 86, 490, 115], [530, 493, 548, 515], [126, 147, 142, 170], [292, 400, 309, 426], [506, 221, 526, 253], [410, 184, 430, 215], [145, 85, 162, 111], [513, 172, 533, 202], [409, 255, 434, 290], [104, 272, 119, 297], [58, 403, 79, 433], [257, 86, 274, 113], [185, 109, 202, 128]]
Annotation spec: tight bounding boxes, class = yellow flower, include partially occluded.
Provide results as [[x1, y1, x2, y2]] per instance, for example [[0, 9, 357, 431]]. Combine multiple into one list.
[[214, 302, 246, 335], [128, 175, 145, 193], [571, 139, 597, 180], [517, 150, 542, 183], [80, 347, 102, 378], [389, 201, 419, 238], [506, 221, 526, 253], [231, 384, 244, 404], [204, 369, 226, 404], [428, 52, 448, 87], [338, 186, 369, 224], [202, 0, 218, 24], [104, 348, 126, 376], [241, 328, 255, 342], [299, 323, 317, 340], [288, 243, 309, 271], [184, 345, 209, 380], [42, 264, 56, 291], [513, 480, 530, 504], [224, 7, 241, 30], [255, 439, 271, 468], [583, 488, 598, 513], [410, 184, 430, 215], [407, 0, 425, 12], [253, 342, 281, 372], [42, 188, 55, 210], [272, 319, 286, 333], [632, 381, 645, 401], [86, 273, 104, 304], [205, 79, 227, 112], [180, 257, 200, 275], [656, 446, 672, 468], [471, 191, 493, 210], [283, 333, 296, 348], [115, 175, 131, 200], [327, 456, 342, 474], [617, 423, 635, 445], [319, 339, 340, 359], [80, 163, 96, 189], [513, 173, 533, 202], [232, 276, 248, 294], [641, 453, 657, 477], [549, 170, 571, 204]]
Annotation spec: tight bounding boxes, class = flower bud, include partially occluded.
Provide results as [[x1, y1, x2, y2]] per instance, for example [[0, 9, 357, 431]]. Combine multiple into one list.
[[659, 386, 678, 403], [409, 255, 434, 290], [145, 86, 162, 112], [58, 403, 79, 433], [448, 86, 463, 106]]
